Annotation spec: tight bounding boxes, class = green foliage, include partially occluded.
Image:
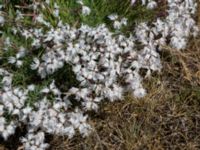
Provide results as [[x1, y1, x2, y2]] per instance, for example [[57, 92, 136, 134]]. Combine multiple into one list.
[[44, 0, 155, 31]]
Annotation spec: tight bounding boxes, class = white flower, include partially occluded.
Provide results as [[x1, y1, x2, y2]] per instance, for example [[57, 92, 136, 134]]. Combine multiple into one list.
[[4, 37, 11, 48], [22, 107, 32, 114], [113, 21, 121, 29], [2, 130, 9, 140], [170, 36, 186, 50], [82, 6, 91, 16], [53, 9, 59, 17], [83, 101, 98, 111], [16, 10, 23, 21], [77, 0, 83, 5], [12, 109, 20, 115], [35, 14, 50, 27], [78, 88, 90, 99], [21, 30, 32, 39], [30, 58, 40, 70], [27, 84, 35, 91], [45, 0, 50, 4], [78, 123, 91, 137], [0, 16, 4, 24], [35, 14, 44, 23], [63, 126, 75, 138], [0, 105, 4, 116], [73, 64, 82, 73], [54, 3, 59, 9], [50, 80, 61, 95], [8, 56, 23, 68], [16, 47, 26, 59], [12, 27, 17, 34], [121, 18, 128, 26], [0, 117, 5, 130], [133, 88, 146, 98], [108, 14, 118, 21], [141, 0, 146, 5], [131, 0, 136, 5], [0, 116, 5, 122], [8, 57, 16, 64], [21, 131, 49, 150], [41, 81, 61, 96], [68, 87, 79, 94], [41, 87, 50, 94], [16, 60, 23, 68], [1, 123, 16, 140], [147, 1, 157, 9]]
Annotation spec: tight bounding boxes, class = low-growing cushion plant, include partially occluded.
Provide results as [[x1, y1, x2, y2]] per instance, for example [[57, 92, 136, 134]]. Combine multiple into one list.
[[0, 0, 199, 149]]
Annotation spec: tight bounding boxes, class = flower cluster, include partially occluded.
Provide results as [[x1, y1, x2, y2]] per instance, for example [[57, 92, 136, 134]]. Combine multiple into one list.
[[21, 131, 49, 150], [131, 0, 157, 9], [0, 73, 91, 148], [77, 0, 91, 16], [8, 47, 26, 68], [108, 14, 128, 29], [0, 0, 198, 149]]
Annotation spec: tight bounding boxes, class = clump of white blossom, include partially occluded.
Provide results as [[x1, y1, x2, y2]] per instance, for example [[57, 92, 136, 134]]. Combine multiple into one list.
[[21, 131, 49, 150], [77, 0, 91, 16], [8, 47, 26, 68], [0, 0, 199, 149], [131, 0, 157, 9], [108, 14, 128, 29]]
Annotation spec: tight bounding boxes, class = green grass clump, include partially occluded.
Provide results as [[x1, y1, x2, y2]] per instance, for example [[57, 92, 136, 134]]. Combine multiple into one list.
[[47, 0, 156, 31]]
